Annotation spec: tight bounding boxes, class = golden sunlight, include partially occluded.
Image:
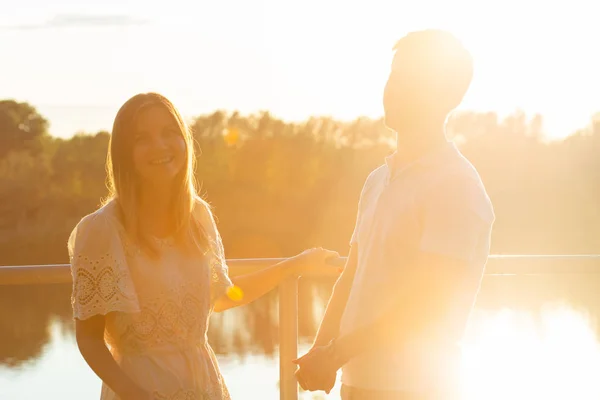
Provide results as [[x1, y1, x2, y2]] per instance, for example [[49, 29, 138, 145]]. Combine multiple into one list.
[[341, 0, 600, 141], [461, 305, 600, 400], [3, 1, 600, 399]]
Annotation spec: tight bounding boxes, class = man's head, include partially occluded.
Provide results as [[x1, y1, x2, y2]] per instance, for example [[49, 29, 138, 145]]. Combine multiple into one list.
[[383, 29, 473, 133]]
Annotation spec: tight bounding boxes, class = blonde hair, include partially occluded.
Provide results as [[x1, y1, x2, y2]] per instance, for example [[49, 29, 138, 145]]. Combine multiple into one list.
[[104, 92, 210, 257]]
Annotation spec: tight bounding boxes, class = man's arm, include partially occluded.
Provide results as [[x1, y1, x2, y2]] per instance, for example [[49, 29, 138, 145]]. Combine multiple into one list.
[[311, 244, 359, 348], [294, 251, 473, 393], [309, 169, 376, 347], [294, 245, 359, 394]]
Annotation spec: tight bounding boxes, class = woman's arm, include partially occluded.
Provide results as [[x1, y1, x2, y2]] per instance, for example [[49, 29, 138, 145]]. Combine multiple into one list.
[[75, 316, 151, 400], [213, 248, 340, 312]]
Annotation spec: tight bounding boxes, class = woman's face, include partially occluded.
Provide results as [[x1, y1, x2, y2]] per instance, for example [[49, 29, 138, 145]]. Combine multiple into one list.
[[132, 105, 187, 188]]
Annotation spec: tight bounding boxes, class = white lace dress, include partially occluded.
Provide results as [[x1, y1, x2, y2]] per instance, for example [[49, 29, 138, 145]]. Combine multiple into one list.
[[68, 200, 234, 400]]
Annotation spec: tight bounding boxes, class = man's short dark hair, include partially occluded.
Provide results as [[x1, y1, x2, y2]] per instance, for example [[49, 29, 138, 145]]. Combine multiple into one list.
[[391, 29, 473, 113]]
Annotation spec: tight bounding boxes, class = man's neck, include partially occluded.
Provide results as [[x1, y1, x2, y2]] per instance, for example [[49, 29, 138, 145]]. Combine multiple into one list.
[[393, 124, 448, 165]]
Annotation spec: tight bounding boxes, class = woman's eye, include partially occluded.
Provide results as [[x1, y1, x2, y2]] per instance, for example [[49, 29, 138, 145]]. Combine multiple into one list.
[[134, 135, 148, 144]]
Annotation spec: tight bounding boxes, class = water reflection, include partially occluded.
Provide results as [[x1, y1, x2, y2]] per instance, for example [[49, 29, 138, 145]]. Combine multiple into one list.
[[0, 278, 332, 365], [0, 283, 72, 367], [1, 274, 600, 399], [462, 306, 600, 400]]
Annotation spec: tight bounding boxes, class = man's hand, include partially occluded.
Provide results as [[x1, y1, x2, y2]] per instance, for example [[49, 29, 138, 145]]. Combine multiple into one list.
[[293, 345, 339, 394]]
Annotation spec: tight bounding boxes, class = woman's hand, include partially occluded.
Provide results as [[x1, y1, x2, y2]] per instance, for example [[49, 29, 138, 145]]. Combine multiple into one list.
[[291, 247, 342, 277]]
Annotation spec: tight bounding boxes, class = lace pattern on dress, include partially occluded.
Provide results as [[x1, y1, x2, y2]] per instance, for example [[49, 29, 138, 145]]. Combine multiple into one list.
[[68, 206, 140, 320], [71, 253, 140, 320], [153, 382, 231, 400], [110, 282, 210, 354]]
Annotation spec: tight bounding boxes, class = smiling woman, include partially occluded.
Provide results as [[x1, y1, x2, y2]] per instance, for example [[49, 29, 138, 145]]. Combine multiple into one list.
[[66, 92, 341, 400]]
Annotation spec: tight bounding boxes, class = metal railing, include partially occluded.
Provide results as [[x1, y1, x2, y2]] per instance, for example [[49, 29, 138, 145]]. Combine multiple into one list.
[[2, 254, 600, 400]]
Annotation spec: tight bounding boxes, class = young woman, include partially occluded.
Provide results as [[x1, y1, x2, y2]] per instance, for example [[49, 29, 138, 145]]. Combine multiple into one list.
[[68, 92, 339, 400]]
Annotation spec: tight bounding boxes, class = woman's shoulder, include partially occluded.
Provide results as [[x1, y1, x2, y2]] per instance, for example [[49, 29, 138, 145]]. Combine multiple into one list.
[[192, 195, 213, 221], [193, 194, 210, 211], [68, 199, 127, 259], [192, 195, 222, 241], [72, 199, 121, 236]]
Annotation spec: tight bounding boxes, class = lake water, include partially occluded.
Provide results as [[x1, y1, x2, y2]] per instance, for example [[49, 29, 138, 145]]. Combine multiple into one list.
[[2, 304, 600, 400]]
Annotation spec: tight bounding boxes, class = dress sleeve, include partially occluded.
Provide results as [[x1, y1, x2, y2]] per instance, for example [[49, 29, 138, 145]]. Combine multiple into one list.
[[194, 200, 234, 305], [67, 211, 140, 320]]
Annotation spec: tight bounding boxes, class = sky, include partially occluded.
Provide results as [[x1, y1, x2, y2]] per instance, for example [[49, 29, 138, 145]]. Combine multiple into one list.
[[1, 0, 599, 140]]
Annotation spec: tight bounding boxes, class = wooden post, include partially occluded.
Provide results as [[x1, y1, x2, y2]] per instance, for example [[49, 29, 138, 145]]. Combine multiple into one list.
[[279, 276, 299, 400]]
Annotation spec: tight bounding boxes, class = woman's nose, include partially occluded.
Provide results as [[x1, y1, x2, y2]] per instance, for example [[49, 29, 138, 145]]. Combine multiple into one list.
[[151, 136, 169, 150]]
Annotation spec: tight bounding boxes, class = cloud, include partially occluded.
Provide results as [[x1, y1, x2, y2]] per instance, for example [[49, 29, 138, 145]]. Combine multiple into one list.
[[0, 14, 150, 30]]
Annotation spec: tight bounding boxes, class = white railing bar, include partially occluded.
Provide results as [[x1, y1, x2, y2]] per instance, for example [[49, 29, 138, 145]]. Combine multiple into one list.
[[3, 255, 600, 286]]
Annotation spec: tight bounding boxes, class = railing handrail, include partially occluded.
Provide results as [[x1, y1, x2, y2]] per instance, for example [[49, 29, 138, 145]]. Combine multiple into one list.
[[0, 258, 301, 286], [2, 254, 600, 286]]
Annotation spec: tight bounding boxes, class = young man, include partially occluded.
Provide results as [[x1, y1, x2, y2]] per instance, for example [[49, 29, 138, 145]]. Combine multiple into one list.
[[294, 30, 495, 399]]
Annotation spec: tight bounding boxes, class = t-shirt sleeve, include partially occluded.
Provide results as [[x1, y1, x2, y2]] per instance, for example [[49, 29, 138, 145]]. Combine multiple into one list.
[[350, 170, 378, 245], [68, 212, 140, 320], [419, 175, 495, 262]]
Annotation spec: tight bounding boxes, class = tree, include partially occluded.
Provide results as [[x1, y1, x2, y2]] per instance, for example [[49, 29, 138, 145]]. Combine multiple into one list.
[[0, 100, 49, 157]]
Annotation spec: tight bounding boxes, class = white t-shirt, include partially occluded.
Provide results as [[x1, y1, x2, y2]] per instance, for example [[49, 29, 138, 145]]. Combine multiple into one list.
[[339, 141, 495, 393]]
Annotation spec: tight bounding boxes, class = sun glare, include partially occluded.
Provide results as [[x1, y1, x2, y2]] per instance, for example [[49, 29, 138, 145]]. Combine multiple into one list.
[[461, 305, 600, 400], [353, 0, 600, 141]]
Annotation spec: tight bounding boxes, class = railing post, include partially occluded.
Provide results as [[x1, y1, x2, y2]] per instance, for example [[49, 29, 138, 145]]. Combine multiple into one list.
[[279, 276, 299, 400]]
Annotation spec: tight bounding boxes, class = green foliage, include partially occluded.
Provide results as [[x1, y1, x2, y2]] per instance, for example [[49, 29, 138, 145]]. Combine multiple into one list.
[[0, 100, 49, 157], [2, 104, 599, 264]]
